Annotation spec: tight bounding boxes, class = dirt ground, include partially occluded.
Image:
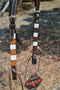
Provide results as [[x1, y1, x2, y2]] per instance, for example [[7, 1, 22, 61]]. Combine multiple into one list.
[[0, 0, 60, 90]]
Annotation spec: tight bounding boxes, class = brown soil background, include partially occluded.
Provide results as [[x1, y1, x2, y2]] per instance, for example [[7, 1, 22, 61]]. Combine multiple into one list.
[[0, 0, 60, 90]]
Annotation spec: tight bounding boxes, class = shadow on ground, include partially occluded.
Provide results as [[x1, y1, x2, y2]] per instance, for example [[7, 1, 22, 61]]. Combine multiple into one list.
[[0, 8, 60, 58]]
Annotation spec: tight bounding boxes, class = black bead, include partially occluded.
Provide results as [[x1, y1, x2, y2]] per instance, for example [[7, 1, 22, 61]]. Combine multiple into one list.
[[32, 57, 37, 64]]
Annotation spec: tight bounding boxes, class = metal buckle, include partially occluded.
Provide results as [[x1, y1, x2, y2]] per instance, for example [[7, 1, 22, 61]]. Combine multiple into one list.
[[34, 7, 40, 13], [10, 15, 15, 18], [9, 15, 16, 20]]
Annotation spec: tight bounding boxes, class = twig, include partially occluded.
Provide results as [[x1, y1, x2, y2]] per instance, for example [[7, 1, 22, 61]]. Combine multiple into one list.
[[24, 55, 32, 81]]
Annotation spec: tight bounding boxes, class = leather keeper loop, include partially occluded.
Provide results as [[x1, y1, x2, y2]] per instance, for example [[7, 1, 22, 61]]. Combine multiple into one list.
[[9, 24, 16, 29]]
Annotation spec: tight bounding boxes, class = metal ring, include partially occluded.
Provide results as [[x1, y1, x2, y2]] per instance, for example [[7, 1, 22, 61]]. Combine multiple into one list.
[[34, 7, 40, 12], [9, 15, 16, 20]]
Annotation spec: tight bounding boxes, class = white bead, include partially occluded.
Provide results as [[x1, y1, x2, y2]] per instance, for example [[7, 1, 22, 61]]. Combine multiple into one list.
[[34, 23, 39, 28], [33, 42, 38, 46], [10, 55, 16, 60], [10, 45, 16, 49], [33, 33, 38, 37]]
